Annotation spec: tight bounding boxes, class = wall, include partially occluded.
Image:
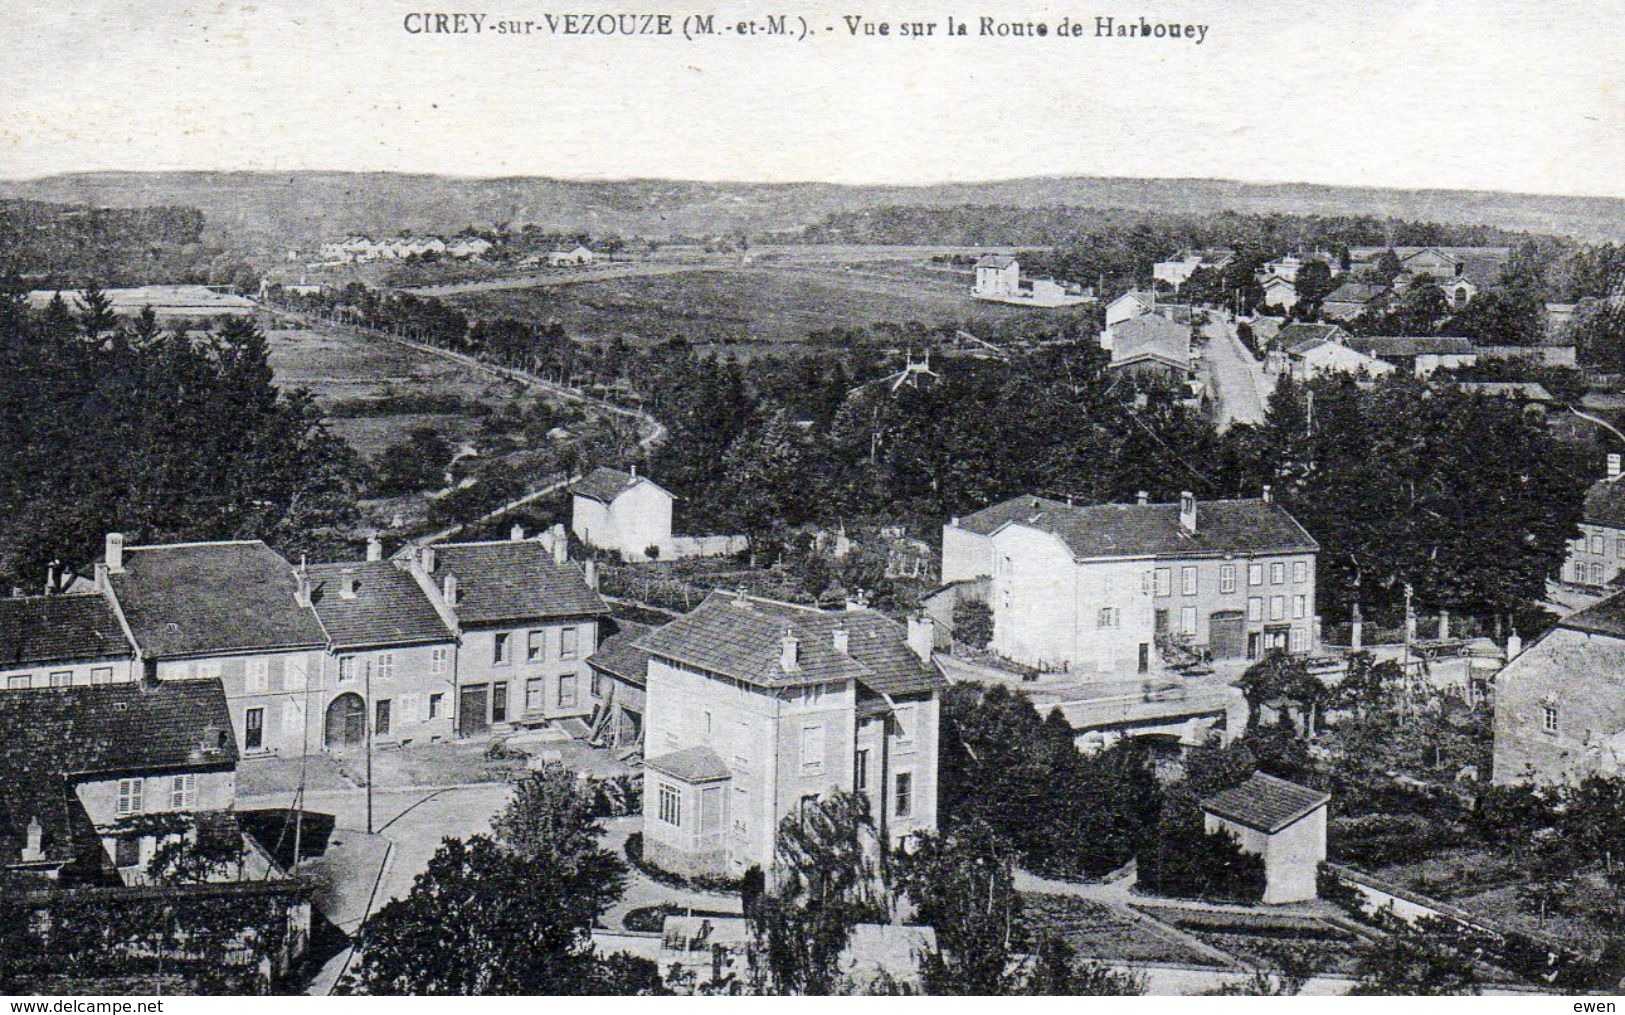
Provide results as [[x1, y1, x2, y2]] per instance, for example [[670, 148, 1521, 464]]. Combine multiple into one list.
[[1564, 522, 1625, 588], [610, 482, 674, 557], [940, 523, 994, 585], [1149, 551, 1317, 657], [571, 494, 615, 551], [0, 655, 137, 690], [1492, 626, 1625, 785], [160, 650, 327, 756], [1204, 808, 1325, 904], [459, 619, 601, 723], [989, 524, 1086, 669], [326, 641, 457, 746]]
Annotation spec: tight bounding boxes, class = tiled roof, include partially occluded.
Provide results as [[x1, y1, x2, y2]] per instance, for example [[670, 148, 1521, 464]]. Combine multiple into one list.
[[572, 466, 675, 505], [634, 592, 942, 696], [645, 745, 731, 784], [586, 620, 653, 688], [1110, 315, 1189, 368], [975, 254, 1017, 270], [427, 540, 608, 627], [0, 594, 132, 668], [1585, 477, 1625, 530], [110, 542, 326, 658], [955, 495, 1318, 560], [306, 561, 453, 649], [1201, 772, 1329, 834], [1324, 283, 1386, 305], [1346, 336, 1476, 357], [1273, 323, 1348, 348], [0, 679, 237, 866], [1561, 589, 1625, 639]]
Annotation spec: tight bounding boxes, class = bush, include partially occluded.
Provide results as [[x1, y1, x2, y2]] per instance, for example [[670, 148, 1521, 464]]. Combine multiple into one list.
[[1330, 813, 1461, 867], [623, 832, 746, 893], [952, 598, 993, 650], [1136, 824, 1265, 904]]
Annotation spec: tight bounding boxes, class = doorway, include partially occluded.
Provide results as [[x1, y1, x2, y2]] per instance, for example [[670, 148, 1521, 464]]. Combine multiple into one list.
[[324, 693, 366, 750]]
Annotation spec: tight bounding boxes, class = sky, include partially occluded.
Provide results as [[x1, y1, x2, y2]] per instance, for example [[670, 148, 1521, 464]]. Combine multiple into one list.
[[1, 0, 1621, 198]]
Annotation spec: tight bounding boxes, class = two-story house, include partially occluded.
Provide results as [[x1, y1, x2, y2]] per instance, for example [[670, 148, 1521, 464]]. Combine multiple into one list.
[[571, 466, 677, 561], [942, 491, 1319, 673], [406, 535, 610, 735], [0, 591, 138, 690], [634, 591, 943, 879], [1565, 454, 1625, 590]]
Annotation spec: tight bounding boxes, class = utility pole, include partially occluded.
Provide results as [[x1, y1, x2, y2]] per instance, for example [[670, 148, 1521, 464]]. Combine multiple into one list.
[[366, 658, 374, 835]]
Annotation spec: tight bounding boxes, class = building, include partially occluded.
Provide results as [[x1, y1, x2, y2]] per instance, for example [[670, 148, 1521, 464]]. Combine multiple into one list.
[[447, 236, 494, 259], [1105, 289, 1157, 332], [1439, 276, 1479, 310], [1259, 275, 1298, 312], [1256, 253, 1331, 285], [406, 536, 610, 732], [571, 466, 678, 560], [1473, 341, 1578, 369], [0, 592, 137, 690], [586, 620, 653, 749], [1320, 282, 1390, 323], [548, 245, 597, 266], [1491, 591, 1625, 785], [1201, 773, 1329, 904], [1284, 337, 1394, 382], [1563, 455, 1625, 589], [634, 591, 943, 878], [942, 491, 1319, 672], [1153, 249, 1235, 289], [304, 559, 459, 751], [972, 254, 1021, 297], [1344, 336, 1477, 377], [1107, 314, 1192, 381], [1546, 302, 1579, 335]]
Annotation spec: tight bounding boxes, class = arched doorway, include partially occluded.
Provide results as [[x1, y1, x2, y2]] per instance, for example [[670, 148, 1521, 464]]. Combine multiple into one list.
[[325, 692, 366, 751]]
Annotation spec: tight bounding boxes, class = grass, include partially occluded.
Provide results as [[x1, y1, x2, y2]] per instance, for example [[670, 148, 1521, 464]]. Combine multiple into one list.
[[1131, 904, 1365, 975], [1019, 893, 1225, 967]]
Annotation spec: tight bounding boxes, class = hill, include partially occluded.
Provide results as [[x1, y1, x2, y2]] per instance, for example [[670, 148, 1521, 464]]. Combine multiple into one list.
[[1, 172, 1622, 248]]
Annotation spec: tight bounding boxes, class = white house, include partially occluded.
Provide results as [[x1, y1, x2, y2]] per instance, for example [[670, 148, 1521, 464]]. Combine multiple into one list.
[[1286, 338, 1395, 382], [972, 255, 1021, 297], [1153, 249, 1234, 289], [1106, 289, 1157, 331], [571, 466, 676, 560], [448, 236, 494, 259], [1260, 275, 1299, 312], [1201, 772, 1329, 904], [548, 246, 597, 267]]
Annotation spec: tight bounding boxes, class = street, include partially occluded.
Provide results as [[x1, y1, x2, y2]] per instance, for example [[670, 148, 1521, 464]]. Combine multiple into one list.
[[1200, 313, 1273, 430]]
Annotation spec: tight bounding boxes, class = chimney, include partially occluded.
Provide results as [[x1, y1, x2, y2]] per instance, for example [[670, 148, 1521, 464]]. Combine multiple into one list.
[[630, 464, 638, 480], [419, 545, 436, 572], [1136, 491, 1150, 506], [553, 532, 568, 565], [442, 573, 459, 604], [1507, 628, 1523, 661], [1609, 453, 1621, 480], [907, 614, 934, 664], [339, 568, 358, 600], [832, 625, 849, 654], [510, 523, 525, 542], [105, 532, 125, 574], [1262, 484, 1273, 503], [584, 560, 599, 590], [1179, 491, 1197, 534], [44, 561, 58, 596], [780, 628, 800, 672], [21, 816, 43, 863], [94, 562, 109, 592], [294, 566, 312, 608], [846, 590, 869, 612], [366, 534, 383, 562]]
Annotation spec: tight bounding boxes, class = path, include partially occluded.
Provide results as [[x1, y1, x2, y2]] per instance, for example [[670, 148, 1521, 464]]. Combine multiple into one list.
[[398, 262, 731, 297], [1201, 313, 1272, 430]]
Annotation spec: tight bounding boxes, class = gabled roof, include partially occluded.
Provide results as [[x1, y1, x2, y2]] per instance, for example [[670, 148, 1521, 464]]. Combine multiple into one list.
[[571, 466, 675, 505], [0, 593, 132, 669], [1584, 476, 1625, 530], [0, 680, 237, 867], [1201, 772, 1329, 834], [1110, 314, 1189, 369], [1346, 336, 1476, 358], [957, 495, 1319, 561], [1273, 323, 1348, 348], [586, 620, 653, 688], [1110, 289, 1156, 310], [974, 254, 1017, 270], [1561, 589, 1625, 639], [109, 542, 326, 659], [1324, 282, 1387, 305], [645, 745, 731, 784], [305, 561, 454, 650], [426, 540, 609, 627], [634, 591, 943, 696]]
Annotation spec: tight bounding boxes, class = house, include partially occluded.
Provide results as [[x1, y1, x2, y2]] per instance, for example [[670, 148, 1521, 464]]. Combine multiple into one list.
[[1105, 289, 1157, 332], [586, 620, 652, 749], [548, 245, 596, 267], [1201, 773, 1329, 904], [1259, 275, 1298, 312], [1563, 454, 1625, 589], [447, 236, 494, 259], [101, 536, 330, 757], [1546, 302, 1579, 335], [571, 466, 678, 560], [634, 591, 943, 878], [1286, 337, 1395, 382], [1399, 247, 1464, 279], [1472, 340, 1578, 369], [942, 491, 1319, 672], [1256, 253, 1331, 285], [1267, 322, 1352, 372], [25, 287, 258, 323], [1153, 249, 1235, 289], [0, 592, 137, 690], [1320, 282, 1390, 323], [304, 557, 459, 751], [405, 535, 610, 732], [1491, 590, 1625, 785], [1439, 276, 1479, 310], [972, 254, 1021, 297], [0, 678, 238, 884], [1108, 314, 1192, 381], [1344, 336, 1477, 377]]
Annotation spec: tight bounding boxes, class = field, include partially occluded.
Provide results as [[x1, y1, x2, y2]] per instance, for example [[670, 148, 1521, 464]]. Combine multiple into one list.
[[1019, 893, 1224, 967], [444, 263, 1095, 352]]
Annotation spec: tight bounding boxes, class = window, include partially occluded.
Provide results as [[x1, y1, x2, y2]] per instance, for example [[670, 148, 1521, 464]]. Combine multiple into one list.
[[169, 774, 196, 809], [1248, 563, 1264, 587], [803, 683, 826, 706], [115, 836, 140, 869], [493, 633, 512, 666], [245, 708, 264, 750], [50, 671, 71, 688], [1293, 595, 1307, 620], [1293, 560, 1309, 583], [555, 674, 576, 708], [1544, 705, 1559, 732], [91, 667, 113, 684], [1270, 562, 1286, 585], [1153, 568, 1171, 597], [245, 657, 268, 692], [1180, 605, 1197, 634], [491, 683, 507, 723], [527, 630, 545, 662], [1181, 566, 1198, 596], [399, 694, 419, 724], [428, 692, 444, 719], [591, 671, 603, 698], [1096, 607, 1118, 629], [376, 652, 394, 681], [1270, 596, 1286, 621], [116, 778, 144, 816], [1592, 535, 1606, 555], [338, 656, 356, 682], [1248, 597, 1263, 622], [1290, 627, 1308, 652], [800, 724, 825, 775], [284, 658, 306, 691], [704, 710, 713, 735], [894, 772, 913, 818], [1617, 539, 1625, 560], [560, 627, 579, 660], [5, 674, 28, 690], [732, 787, 749, 834], [376, 698, 392, 735], [1220, 565, 1237, 594], [1595, 563, 1607, 585], [282, 697, 305, 737], [855, 749, 869, 792], [658, 783, 682, 826], [430, 646, 449, 675]]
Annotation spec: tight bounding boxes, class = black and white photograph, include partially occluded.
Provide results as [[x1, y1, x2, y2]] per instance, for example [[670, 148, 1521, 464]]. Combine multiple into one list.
[[0, 0, 1622, 1000]]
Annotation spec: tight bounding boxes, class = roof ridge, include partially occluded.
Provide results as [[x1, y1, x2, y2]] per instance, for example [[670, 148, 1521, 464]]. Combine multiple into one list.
[[125, 538, 267, 551]]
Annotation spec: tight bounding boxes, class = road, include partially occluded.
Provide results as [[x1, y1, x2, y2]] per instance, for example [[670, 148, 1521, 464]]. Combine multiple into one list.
[[399, 261, 733, 297], [1200, 314, 1273, 430]]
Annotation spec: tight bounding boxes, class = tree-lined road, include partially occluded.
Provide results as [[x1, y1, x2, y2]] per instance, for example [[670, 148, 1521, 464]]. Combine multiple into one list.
[[1201, 314, 1273, 430]]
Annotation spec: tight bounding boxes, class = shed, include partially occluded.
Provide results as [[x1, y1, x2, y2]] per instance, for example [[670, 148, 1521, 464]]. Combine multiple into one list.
[[1200, 772, 1329, 904]]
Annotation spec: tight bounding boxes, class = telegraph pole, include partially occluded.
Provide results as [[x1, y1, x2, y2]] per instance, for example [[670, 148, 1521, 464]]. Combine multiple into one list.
[[366, 658, 374, 835]]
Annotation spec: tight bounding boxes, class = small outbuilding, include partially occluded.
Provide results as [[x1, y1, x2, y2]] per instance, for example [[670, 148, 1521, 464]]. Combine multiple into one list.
[[1200, 772, 1329, 904]]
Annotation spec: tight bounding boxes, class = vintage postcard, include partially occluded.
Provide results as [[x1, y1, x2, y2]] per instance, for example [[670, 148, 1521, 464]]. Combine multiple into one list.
[[0, 0, 1622, 1000]]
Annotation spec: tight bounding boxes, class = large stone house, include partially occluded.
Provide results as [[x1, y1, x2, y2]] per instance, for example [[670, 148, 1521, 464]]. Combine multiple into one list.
[[0, 591, 138, 690], [634, 592, 942, 878], [571, 466, 677, 560], [972, 254, 1020, 297], [1564, 455, 1625, 590], [942, 491, 1319, 672], [1492, 592, 1625, 785]]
